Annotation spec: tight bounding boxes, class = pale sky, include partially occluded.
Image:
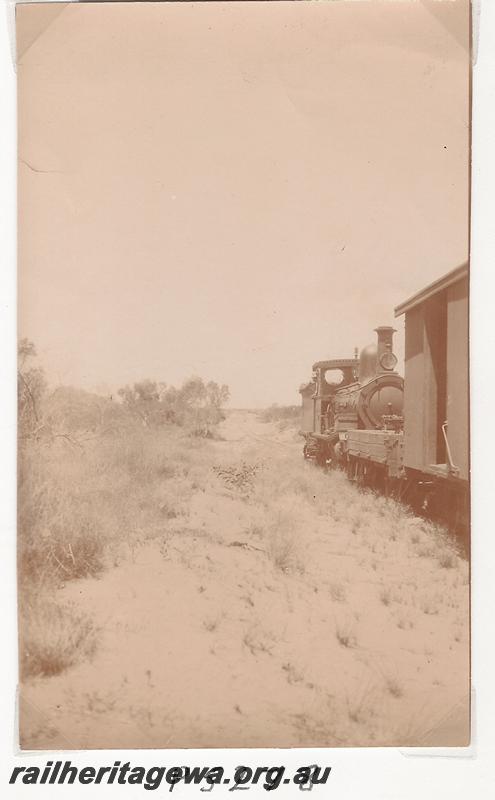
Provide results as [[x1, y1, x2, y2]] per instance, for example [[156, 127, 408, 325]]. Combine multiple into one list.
[[17, 0, 470, 407]]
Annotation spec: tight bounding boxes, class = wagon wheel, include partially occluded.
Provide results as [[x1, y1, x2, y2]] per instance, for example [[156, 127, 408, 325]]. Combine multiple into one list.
[[355, 460, 366, 487]]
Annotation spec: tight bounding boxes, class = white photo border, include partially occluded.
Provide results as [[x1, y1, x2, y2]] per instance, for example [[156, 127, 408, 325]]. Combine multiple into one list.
[[1, 1, 493, 796]]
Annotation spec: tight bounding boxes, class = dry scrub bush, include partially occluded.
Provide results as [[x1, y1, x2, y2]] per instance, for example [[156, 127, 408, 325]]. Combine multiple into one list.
[[249, 457, 322, 507], [260, 500, 305, 574], [20, 597, 99, 679], [18, 441, 107, 587], [213, 462, 261, 495], [18, 346, 228, 680], [258, 405, 300, 425], [250, 457, 360, 535], [18, 422, 215, 680], [18, 427, 211, 588], [267, 527, 300, 574]]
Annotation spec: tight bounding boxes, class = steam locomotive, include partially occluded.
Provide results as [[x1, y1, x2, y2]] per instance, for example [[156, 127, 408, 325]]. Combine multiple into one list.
[[300, 264, 469, 535]]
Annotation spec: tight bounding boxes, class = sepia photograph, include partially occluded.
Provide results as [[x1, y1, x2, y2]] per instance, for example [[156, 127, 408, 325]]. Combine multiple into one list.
[[17, 0, 470, 750]]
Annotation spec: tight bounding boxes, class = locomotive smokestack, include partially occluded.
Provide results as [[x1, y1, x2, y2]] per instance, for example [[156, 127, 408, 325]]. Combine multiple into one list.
[[374, 326, 397, 373]]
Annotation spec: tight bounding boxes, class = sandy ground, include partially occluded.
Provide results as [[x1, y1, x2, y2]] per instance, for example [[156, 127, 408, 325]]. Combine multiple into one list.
[[20, 411, 469, 749]]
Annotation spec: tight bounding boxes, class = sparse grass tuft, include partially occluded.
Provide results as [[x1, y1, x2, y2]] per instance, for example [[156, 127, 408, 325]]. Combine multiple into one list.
[[242, 626, 275, 657], [421, 599, 440, 616], [329, 582, 347, 602], [20, 598, 99, 680], [265, 513, 303, 574], [203, 616, 221, 633], [282, 662, 304, 685], [396, 613, 415, 631], [384, 675, 404, 699], [243, 521, 264, 539], [346, 679, 377, 724], [438, 551, 457, 569], [335, 619, 357, 649], [380, 589, 392, 606], [267, 532, 295, 573], [417, 545, 436, 559]]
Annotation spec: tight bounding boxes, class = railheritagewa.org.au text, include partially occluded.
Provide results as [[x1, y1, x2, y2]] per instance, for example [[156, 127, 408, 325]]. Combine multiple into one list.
[[9, 761, 332, 792]]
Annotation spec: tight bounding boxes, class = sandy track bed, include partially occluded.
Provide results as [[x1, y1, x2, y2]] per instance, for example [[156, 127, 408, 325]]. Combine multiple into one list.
[[20, 412, 469, 749]]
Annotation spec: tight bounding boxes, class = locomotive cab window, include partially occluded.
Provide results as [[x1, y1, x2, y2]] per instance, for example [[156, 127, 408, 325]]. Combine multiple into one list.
[[323, 368, 344, 387]]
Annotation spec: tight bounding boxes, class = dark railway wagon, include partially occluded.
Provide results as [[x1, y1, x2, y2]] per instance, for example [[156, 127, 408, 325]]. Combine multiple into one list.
[[394, 263, 469, 526]]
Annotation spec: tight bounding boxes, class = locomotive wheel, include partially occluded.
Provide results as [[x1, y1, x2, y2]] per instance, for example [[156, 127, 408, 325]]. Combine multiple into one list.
[[316, 448, 328, 468]]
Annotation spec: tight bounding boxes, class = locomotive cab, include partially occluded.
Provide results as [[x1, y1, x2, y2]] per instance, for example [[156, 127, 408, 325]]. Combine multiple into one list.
[[299, 358, 358, 436]]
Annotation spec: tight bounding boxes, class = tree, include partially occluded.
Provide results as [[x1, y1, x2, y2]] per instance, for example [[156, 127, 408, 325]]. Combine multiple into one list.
[[18, 338, 47, 437], [118, 380, 162, 427], [179, 377, 230, 435], [206, 381, 230, 409], [118, 375, 230, 433]]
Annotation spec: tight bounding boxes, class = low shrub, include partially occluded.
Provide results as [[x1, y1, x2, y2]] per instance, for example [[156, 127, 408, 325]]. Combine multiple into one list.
[[20, 597, 99, 680]]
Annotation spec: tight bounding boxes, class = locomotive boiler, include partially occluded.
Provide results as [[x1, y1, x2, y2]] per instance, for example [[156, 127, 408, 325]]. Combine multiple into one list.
[[333, 328, 403, 431]]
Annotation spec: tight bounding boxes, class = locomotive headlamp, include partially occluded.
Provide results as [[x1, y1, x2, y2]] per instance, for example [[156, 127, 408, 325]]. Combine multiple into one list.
[[379, 350, 398, 371]]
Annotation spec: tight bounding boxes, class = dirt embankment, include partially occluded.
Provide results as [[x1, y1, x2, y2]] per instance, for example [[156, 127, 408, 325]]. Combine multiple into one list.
[[20, 411, 469, 749]]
